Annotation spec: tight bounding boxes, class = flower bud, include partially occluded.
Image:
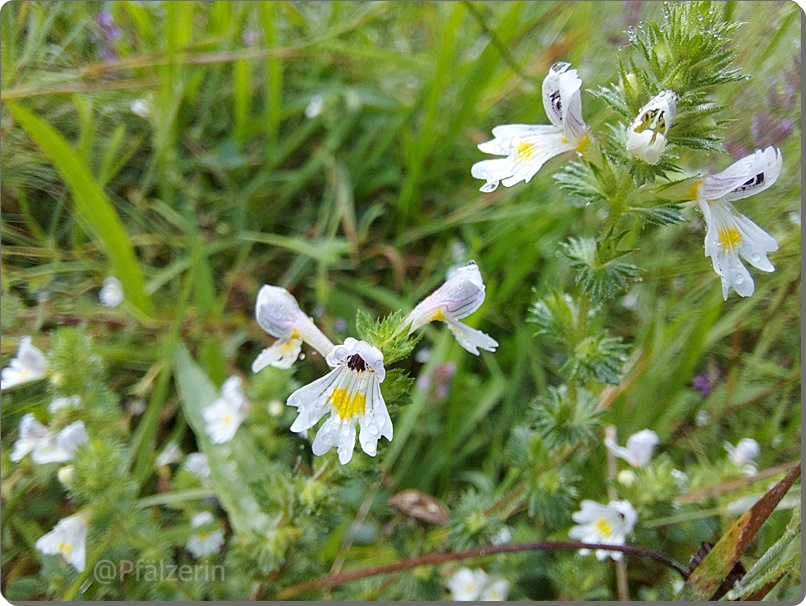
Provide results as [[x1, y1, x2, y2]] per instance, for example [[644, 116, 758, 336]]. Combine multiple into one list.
[[626, 90, 677, 164]]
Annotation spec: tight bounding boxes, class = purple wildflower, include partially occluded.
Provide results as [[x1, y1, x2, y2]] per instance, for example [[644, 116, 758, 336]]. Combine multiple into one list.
[[692, 374, 712, 396], [417, 362, 457, 402]]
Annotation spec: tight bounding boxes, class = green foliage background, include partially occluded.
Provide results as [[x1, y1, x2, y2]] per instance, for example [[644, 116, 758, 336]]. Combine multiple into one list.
[[1, 1, 801, 601]]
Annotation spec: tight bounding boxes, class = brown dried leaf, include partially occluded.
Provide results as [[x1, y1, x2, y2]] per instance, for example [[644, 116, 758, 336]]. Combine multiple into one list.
[[387, 489, 451, 525]]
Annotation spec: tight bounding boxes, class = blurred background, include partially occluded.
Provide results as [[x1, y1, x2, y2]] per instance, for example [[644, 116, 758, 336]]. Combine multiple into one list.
[[1, 1, 801, 600]]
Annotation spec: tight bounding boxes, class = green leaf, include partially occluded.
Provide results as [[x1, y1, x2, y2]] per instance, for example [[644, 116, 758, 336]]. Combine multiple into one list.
[[7, 101, 151, 316], [173, 342, 293, 538]]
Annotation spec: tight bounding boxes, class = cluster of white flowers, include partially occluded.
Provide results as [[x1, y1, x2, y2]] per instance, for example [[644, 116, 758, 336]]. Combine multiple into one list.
[[1, 336, 51, 390], [472, 63, 784, 300], [568, 499, 638, 561], [252, 263, 496, 465], [11, 414, 88, 464], [447, 567, 510, 601]]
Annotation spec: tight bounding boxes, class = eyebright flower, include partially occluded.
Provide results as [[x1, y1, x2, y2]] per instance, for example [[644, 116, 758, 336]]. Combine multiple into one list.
[[568, 499, 638, 561], [471, 61, 590, 192], [304, 94, 325, 118], [725, 437, 760, 475], [98, 276, 124, 307], [626, 90, 677, 164], [287, 338, 392, 464], [447, 567, 490, 601], [406, 262, 498, 355], [1, 336, 50, 390], [252, 285, 335, 372], [35, 512, 89, 572], [183, 453, 211, 481], [480, 579, 511, 601], [186, 511, 225, 558], [11, 415, 88, 464], [203, 376, 250, 444], [690, 147, 782, 299], [604, 428, 659, 467]]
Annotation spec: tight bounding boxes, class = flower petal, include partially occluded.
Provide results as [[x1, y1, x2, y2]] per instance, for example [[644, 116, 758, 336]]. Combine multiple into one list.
[[700, 147, 782, 202], [252, 338, 303, 372], [445, 318, 498, 355]]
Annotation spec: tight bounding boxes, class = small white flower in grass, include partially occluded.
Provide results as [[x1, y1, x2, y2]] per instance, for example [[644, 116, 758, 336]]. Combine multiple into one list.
[[186, 511, 225, 558], [48, 395, 82, 414], [36, 512, 89, 572], [304, 94, 324, 118], [155, 441, 183, 466], [406, 261, 498, 355], [604, 428, 659, 467], [447, 567, 489, 601], [252, 285, 335, 372], [480, 579, 511, 601], [626, 90, 677, 164], [1, 336, 50, 389], [184, 453, 211, 481], [11, 415, 88, 464], [98, 276, 124, 307], [672, 469, 689, 491], [203, 376, 250, 444], [725, 438, 759, 476], [130, 96, 152, 118], [568, 499, 637, 561], [690, 147, 782, 299], [288, 338, 392, 465], [32, 421, 89, 464], [491, 526, 512, 546], [472, 61, 590, 192]]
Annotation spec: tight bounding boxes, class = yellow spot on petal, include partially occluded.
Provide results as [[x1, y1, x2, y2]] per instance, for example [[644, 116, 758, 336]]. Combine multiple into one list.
[[718, 227, 742, 251], [430, 309, 446, 323], [290, 328, 300, 340], [595, 518, 613, 537], [689, 180, 702, 201], [575, 133, 590, 152], [516, 142, 537, 160], [331, 385, 367, 419], [58, 542, 73, 555], [222, 414, 232, 426]]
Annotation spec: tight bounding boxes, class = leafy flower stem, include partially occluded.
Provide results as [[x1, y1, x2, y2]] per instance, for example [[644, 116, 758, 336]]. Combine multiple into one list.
[[275, 540, 688, 598]]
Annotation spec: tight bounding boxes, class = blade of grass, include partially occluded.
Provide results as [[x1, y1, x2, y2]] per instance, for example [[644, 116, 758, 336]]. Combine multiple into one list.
[[7, 101, 152, 316]]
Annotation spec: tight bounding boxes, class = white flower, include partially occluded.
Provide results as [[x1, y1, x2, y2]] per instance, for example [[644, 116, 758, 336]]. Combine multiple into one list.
[[695, 410, 710, 427], [617, 469, 637, 486], [626, 90, 677, 164], [480, 579, 511, 601], [183, 453, 211, 480], [35, 512, 89, 572], [267, 399, 285, 417], [130, 96, 152, 118], [98, 276, 124, 307], [11, 415, 88, 464], [1, 336, 50, 389], [471, 61, 590, 192], [672, 579, 685, 595], [604, 428, 659, 467], [672, 469, 689, 490], [48, 395, 82, 414], [725, 437, 760, 475], [186, 511, 225, 558], [491, 526, 512, 546], [691, 147, 782, 299], [203, 376, 249, 444], [32, 421, 89, 464], [155, 441, 183, 466], [287, 338, 392, 465], [304, 94, 324, 118], [447, 567, 489, 601], [252, 285, 335, 372], [568, 499, 637, 561], [405, 262, 498, 355]]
